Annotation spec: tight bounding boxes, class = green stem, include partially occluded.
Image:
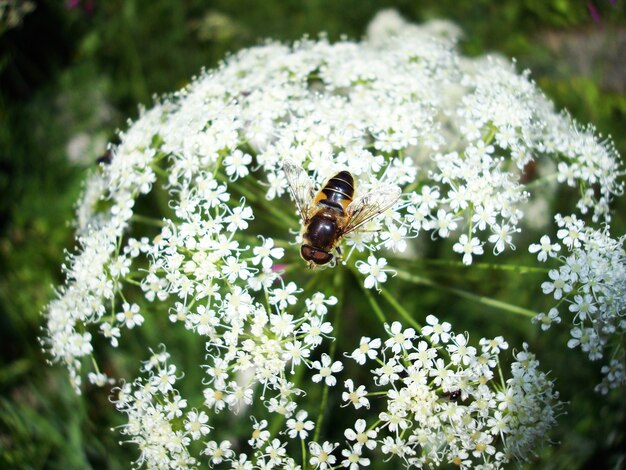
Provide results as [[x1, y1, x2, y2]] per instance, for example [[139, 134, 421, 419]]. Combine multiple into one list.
[[348, 264, 390, 325], [360, 283, 388, 325], [387, 256, 549, 274], [368, 419, 382, 432], [150, 164, 169, 178], [314, 381, 330, 443], [483, 122, 497, 145], [131, 214, 165, 227], [393, 268, 537, 318], [313, 271, 343, 443], [404, 180, 418, 194], [90, 355, 100, 374], [380, 287, 421, 331], [496, 355, 507, 391], [122, 0, 149, 103]]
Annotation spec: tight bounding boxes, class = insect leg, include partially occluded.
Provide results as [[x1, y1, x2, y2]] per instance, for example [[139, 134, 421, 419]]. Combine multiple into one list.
[[334, 246, 345, 265]]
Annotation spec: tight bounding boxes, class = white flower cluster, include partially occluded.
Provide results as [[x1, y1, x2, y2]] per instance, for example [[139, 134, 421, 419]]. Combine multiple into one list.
[[41, 9, 622, 468], [42, 107, 162, 391], [340, 318, 560, 469], [113, 319, 558, 470], [43, 11, 623, 375], [532, 214, 626, 393], [113, 348, 198, 468]]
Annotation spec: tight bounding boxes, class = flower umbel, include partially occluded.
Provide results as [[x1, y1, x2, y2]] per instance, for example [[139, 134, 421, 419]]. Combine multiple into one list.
[[41, 9, 622, 469]]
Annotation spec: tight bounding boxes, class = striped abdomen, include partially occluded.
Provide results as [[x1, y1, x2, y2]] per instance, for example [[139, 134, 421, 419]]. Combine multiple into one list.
[[314, 171, 354, 214]]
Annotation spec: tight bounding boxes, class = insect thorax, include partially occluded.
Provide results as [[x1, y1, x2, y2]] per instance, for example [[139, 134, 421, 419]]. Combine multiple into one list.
[[304, 213, 338, 251]]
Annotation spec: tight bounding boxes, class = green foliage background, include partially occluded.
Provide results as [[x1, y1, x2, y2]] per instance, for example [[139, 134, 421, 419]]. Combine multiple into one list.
[[1, 1, 625, 468]]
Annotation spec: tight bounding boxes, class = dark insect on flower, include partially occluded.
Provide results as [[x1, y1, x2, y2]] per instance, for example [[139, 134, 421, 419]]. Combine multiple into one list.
[[96, 149, 112, 165], [442, 389, 462, 401], [283, 160, 401, 269]]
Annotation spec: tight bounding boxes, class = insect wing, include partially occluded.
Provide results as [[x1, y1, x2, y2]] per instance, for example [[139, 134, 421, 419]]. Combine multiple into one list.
[[341, 185, 401, 235], [282, 159, 315, 222]]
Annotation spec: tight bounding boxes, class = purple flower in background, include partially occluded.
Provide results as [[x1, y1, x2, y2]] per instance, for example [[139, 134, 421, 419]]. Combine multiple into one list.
[[67, 0, 95, 14]]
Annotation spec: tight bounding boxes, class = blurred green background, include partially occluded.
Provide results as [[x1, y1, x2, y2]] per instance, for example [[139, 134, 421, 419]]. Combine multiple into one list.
[[1, 0, 625, 468]]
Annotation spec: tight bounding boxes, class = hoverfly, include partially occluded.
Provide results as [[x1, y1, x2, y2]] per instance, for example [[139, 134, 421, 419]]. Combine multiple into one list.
[[282, 160, 401, 268]]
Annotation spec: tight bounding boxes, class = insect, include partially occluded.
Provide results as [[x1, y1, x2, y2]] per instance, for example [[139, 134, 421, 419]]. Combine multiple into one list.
[[283, 160, 401, 268], [96, 149, 112, 165], [442, 389, 462, 402]]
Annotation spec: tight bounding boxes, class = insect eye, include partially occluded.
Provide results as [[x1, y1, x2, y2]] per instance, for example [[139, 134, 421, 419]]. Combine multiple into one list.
[[301, 245, 333, 265], [312, 250, 333, 265]]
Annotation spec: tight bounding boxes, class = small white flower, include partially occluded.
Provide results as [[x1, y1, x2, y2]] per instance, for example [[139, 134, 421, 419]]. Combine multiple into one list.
[[453, 234, 484, 265], [115, 303, 143, 329], [284, 340, 311, 369], [305, 293, 338, 316], [479, 336, 509, 354], [224, 149, 252, 181], [225, 204, 254, 232], [349, 336, 381, 364], [87, 372, 114, 387], [356, 255, 393, 290], [285, 410, 314, 439], [264, 438, 287, 466], [434, 209, 458, 238], [201, 440, 234, 465], [380, 436, 407, 458], [301, 316, 333, 346], [385, 321, 416, 353], [99, 322, 120, 347], [379, 223, 408, 252], [448, 333, 476, 366], [567, 327, 584, 349], [488, 224, 516, 255], [341, 446, 370, 469], [532, 308, 561, 331], [529, 235, 560, 262], [344, 419, 377, 451], [541, 268, 572, 300], [311, 354, 343, 386], [568, 294, 597, 322], [342, 379, 369, 409], [557, 218, 584, 248], [309, 441, 337, 470], [185, 410, 211, 440], [152, 364, 178, 394], [252, 237, 284, 270], [373, 357, 403, 386], [164, 394, 187, 419], [421, 314, 451, 344], [248, 419, 270, 448], [269, 282, 300, 309]]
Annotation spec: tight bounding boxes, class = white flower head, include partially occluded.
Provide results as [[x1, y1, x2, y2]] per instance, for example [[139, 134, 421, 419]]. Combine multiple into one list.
[[40, 11, 616, 469], [421, 314, 452, 344], [311, 354, 344, 387], [356, 255, 394, 290], [309, 441, 337, 469], [285, 410, 314, 440]]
